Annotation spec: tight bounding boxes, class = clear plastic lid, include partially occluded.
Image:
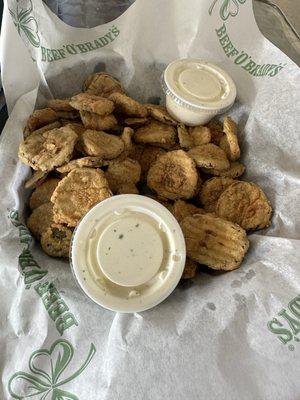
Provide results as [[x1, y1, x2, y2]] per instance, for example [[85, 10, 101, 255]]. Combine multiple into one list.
[[70, 195, 186, 313], [162, 58, 237, 112]]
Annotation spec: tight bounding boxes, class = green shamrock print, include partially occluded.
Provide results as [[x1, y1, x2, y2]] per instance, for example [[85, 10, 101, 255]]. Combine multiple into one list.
[[209, 0, 247, 20], [8, 339, 96, 399], [8, 0, 40, 47]]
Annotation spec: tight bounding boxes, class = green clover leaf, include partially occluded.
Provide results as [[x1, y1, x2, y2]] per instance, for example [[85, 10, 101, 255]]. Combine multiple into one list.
[[8, 372, 50, 399], [8, 0, 40, 47], [51, 388, 79, 400], [8, 339, 96, 400], [29, 340, 74, 385], [209, 0, 247, 20]]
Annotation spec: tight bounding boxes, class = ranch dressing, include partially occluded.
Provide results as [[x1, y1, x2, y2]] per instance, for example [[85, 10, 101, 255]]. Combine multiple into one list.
[[162, 58, 236, 126], [70, 195, 186, 313]]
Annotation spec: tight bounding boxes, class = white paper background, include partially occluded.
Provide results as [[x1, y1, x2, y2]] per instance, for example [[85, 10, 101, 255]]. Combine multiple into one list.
[[1, 0, 300, 399]]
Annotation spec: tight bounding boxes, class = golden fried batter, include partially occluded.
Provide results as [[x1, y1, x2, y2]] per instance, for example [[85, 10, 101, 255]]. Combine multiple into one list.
[[51, 168, 112, 227], [25, 121, 62, 138], [80, 129, 124, 159], [173, 200, 204, 223], [138, 146, 166, 181], [29, 178, 60, 209], [48, 99, 74, 112], [56, 156, 104, 173], [120, 127, 135, 155], [18, 126, 78, 171], [83, 72, 124, 97], [70, 93, 115, 116], [182, 258, 198, 279], [203, 161, 245, 178], [216, 181, 272, 230], [55, 110, 79, 120], [27, 108, 59, 132], [145, 104, 177, 125], [61, 121, 85, 130], [128, 143, 145, 161], [134, 120, 177, 149], [219, 117, 240, 161], [25, 171, 48, 189], [123, 117, 149, 127], [180, 213, 249, 270], [147, 150, 198, 200], [206, 120, 223, 145], [27, 202, 54, 240], [188, 144, 230, 170], [41, 224, 73, 258], [109, 92, 148, 117], [105, 158, 141, 193], [117, 183, 139, 195], [189, 126, 211, 146], [177, 124, 193, 149], [198, 177, 235, 212], [80, 110, 117, 130]]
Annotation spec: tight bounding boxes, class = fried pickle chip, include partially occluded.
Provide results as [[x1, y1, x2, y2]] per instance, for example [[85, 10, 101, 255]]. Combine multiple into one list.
[[80, 110, 117, 130], [180, 213, 249, 270], [83, 72, 124, 97], [80, 129, 124, 159], [206, 119, 223, 145], [18, 126, 78, 171], [25, 171, 48, 189], [215, 181, 272, 231], [147, 150, 198, 200], [70, 93, 115, 116], [47, 99, 74, 112], [51, 168, 112, 227], [56, 156, 104, 173], [138, 146, 166, 181], [173, 200, 204, 223], [123, 117, 149, 127], [145, 104, 177, 125], [29, 178, 60, 209], [188, 143, 230, 170], [62, 122, 86, 134], [177, 124, 193, 149], [27, 202, 54, 240], [56, 110, 79, 120], [128, 143, 145, 161], [134, 120, 177, 149], [27, 108, 59, 132], [182, 258, 198, 279], [24, 121, 62, 138], [202, 161, 245, 178], [117, 183, 139, 195], [219, 117, 240, 161], [109, 92, 148, 117], [189, 126, 211, 146], [178, 124, 211, 149], [120, 127, 135, 155], [105, 158, 141, 192], [41, 224, 73, 258], [198, 177, 235, 213]]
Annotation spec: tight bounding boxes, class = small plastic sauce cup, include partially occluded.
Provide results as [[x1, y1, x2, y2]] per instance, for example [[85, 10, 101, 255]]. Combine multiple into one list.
[[70, 195, 186, 313], [162, 58, 237, 126]]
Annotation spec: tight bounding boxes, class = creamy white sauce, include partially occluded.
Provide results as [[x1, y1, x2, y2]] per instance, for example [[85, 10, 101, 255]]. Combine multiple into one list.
[[71, 195, 186, 312], [163, 59, 236, 126]]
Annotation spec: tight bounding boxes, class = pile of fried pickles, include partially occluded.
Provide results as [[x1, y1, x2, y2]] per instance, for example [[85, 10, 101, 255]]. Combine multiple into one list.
[[18, 72, 272, 279]]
